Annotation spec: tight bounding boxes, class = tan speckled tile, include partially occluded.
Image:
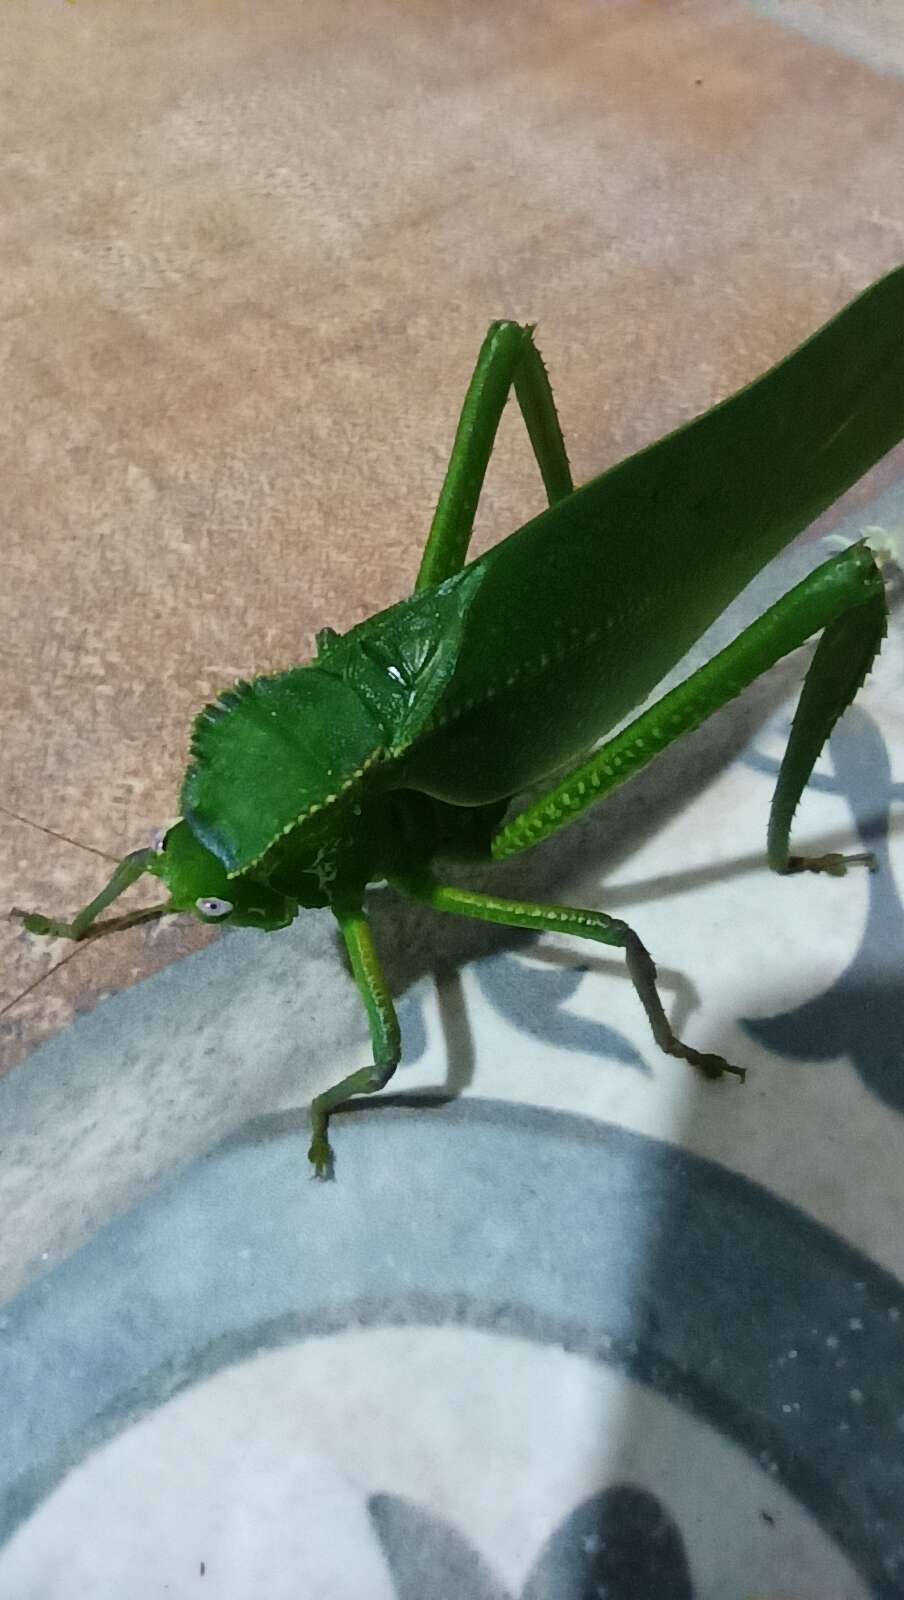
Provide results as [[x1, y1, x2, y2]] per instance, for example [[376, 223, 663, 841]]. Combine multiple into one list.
[[2, 0, 903, 1069]]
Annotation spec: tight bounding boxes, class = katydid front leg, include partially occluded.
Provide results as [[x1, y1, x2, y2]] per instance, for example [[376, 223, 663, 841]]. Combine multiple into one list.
[[391, 874, 744, 1083], [11, 848, 163, 941], [308, 902, 402, 1177]]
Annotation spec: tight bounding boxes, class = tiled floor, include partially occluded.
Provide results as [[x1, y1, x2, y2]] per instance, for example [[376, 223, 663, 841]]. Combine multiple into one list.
[[3, 0, 904, 1068]]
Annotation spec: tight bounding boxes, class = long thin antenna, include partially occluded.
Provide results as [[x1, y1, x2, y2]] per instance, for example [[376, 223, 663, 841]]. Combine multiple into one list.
[[0, 802, 120, 864], [0, 943, 85, 1021], [2, 905, 169, 1022]]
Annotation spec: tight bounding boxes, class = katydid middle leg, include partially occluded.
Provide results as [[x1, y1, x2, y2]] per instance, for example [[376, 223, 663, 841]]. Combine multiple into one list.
[[416, 321, 573, 591], [391, 873, 742, 1082]]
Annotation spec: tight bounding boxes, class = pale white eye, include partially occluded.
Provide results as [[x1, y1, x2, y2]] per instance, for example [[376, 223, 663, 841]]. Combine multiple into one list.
[[196, 896, 234, 919], [151, 827, 167, 855]]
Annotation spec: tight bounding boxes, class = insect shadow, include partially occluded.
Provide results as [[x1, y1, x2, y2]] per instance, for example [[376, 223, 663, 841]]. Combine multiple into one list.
[[739, 705, 904, 1111]]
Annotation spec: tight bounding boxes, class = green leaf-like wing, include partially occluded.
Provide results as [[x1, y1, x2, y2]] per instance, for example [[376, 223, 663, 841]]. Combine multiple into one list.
[[182, 667, 385, 875], [398, 266, 904, 806]]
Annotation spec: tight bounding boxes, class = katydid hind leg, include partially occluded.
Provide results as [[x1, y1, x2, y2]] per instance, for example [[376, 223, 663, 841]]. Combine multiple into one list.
[[390, 874, 745, 1084], [308, 903, 402, 1176], [767, 589, 887, 874], [415, 322, 573, 592], [492, 542, 887, 869]]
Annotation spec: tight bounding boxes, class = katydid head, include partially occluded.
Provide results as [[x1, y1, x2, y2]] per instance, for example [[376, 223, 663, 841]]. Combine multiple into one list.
[[148, 820, 296, 930]]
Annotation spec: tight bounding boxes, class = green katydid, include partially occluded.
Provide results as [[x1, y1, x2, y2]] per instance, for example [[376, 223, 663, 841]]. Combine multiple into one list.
[[11, 267, 904, 1177]]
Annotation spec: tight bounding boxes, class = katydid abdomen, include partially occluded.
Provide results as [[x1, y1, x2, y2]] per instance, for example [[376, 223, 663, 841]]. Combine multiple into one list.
[[396, 266, 904, 804]]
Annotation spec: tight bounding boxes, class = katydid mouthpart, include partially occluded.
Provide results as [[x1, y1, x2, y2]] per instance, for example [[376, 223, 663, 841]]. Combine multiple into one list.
[[10, 267, 904, 1177]]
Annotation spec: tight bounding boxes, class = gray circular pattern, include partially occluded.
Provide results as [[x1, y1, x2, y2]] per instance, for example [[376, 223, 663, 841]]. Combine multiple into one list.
[[1, 1099, 902, 1593]]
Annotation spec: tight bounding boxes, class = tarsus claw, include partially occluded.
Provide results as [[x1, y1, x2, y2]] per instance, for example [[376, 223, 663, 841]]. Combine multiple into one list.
[[308, 1131, 334, 1180], [686, 1047, 746, 1083], [10, 907, 55, 936], [785, 851, 876, 877]]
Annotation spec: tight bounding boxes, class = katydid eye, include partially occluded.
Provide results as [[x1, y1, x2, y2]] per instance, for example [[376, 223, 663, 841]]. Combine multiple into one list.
[[151, 828, 167, 855], [196, 896, 233, 918]]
